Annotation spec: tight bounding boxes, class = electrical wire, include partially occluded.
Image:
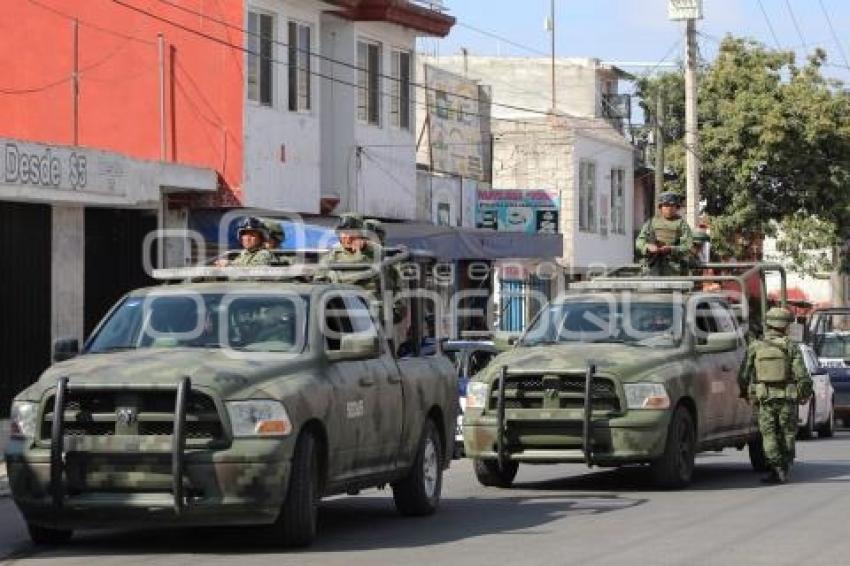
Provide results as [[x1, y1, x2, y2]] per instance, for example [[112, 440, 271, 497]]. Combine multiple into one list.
[[454, 21, 549, 57], [756, 0, 783, 51], [818, 0, 850, 68], [784, 0, 808, 49]]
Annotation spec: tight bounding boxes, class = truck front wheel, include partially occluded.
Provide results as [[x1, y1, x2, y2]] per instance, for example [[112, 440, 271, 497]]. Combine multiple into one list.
[[392, 419, 443, 516], [473, 458, 519, 487], [272, 431, 320, 547], [650, 405, 696, 489]]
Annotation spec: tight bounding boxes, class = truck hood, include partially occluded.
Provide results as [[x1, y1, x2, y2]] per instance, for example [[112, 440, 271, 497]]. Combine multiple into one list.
[[23, 348, 312, 401], [485, 343, 688, 382]]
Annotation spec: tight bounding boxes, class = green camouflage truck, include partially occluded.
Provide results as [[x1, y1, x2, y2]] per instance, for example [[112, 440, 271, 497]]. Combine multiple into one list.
[[463, 264, 785, 489], [5, 265, 457, 546]]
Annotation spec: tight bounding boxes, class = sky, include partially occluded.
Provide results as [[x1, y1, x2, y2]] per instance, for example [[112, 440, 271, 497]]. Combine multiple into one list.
[[421, 0, 850, 121]]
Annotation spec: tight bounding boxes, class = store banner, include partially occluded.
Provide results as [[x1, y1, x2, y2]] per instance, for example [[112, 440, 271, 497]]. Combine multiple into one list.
[[424, 65, 486, 180], [476, 189, 560, 234]]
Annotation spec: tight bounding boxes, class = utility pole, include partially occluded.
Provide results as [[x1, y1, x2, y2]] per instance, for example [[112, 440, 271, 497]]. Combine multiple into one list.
[[546, 0, 556, 112], [654, 93, 665, 208], [72, 19, 79, 146], [684, 17, 700, 228]]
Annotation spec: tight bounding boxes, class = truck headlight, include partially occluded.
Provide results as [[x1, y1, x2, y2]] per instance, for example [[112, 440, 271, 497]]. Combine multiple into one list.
[[624, 383, 670, 410], [226, 400, 293, 437], [10, 401, 38, 439], [466, 381, 490, 410]]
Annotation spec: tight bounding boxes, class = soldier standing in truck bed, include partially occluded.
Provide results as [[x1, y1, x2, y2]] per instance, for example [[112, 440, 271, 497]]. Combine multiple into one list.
[[635, 192, 694, 276]]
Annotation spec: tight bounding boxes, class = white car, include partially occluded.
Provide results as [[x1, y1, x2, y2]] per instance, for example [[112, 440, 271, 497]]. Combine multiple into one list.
[[798, 343, 835, 439]]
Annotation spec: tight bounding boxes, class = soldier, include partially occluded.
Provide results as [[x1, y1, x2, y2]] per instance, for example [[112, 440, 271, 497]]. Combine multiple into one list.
[[321, 213, 380, 292], [217, 216, 275, 267], [738, 307, 813, 484], [365, 218, 408, 327], [635, 192, 694, 276], [265, 220, 284, 250]]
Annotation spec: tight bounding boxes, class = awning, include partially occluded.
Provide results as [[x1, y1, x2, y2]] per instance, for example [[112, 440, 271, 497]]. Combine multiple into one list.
[[189, 210, 561, 260], [383, 222, 562, 260]]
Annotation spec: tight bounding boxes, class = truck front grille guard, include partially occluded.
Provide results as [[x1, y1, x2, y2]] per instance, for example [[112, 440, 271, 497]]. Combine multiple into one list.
[[495, 366, 599, 469], [50, 376, 192, 515]]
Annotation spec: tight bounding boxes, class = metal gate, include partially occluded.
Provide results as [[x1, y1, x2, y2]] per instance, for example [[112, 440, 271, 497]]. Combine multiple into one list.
[[84, 209, 157, 336], [499, 275, 552, 333], [0, 201, 52, 417]]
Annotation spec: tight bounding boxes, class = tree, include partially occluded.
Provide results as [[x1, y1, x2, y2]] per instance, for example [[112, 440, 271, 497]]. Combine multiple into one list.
[[637, 36, 850, 272]]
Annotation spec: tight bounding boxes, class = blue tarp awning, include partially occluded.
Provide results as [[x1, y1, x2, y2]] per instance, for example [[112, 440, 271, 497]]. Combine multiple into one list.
[[189, 211, 562, 260]]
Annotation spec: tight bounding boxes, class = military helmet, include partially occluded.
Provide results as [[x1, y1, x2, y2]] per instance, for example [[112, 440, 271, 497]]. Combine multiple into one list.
[[765, 306, 793, 329], [264, 220, 284, 242], [237, 216, 268, 240], [658, 191, 682, 207], [692, 230, 710, 243], [363, 218, 386, 245], [336, 213, 366, 234]]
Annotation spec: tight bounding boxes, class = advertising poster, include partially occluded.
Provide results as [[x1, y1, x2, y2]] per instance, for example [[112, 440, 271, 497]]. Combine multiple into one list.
[[476, 189, 560, 234]]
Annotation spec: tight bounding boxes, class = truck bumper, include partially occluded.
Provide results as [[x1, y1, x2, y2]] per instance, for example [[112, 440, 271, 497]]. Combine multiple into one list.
[[5, 439, 291, 529], [463, 409, 671, 465]]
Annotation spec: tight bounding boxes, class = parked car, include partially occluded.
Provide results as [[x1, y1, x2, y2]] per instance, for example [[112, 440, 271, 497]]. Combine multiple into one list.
[[807, 308, 850, 426], [443, 341, 499, 457], [797, 343, 835, 439]]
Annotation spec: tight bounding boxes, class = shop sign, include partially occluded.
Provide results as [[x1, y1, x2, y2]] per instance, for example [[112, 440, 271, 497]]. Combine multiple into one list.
[[476, 189, 559, 234]]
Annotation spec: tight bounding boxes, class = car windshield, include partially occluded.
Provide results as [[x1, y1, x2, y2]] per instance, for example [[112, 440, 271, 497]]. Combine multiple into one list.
[[817, 334, 850, 358], [86, 293, 307, 353], [520, 300, 684, 348]]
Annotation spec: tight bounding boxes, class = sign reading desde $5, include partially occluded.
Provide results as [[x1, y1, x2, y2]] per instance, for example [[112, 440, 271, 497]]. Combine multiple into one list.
[[4, 142, 88, 189]]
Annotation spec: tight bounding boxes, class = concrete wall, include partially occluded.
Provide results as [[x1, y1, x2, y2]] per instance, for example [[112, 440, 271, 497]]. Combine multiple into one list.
[[51, 206, 85, 346], [421, 56, 609, 119], [321, 15, 419, 219], [243, 0, 324, 213]]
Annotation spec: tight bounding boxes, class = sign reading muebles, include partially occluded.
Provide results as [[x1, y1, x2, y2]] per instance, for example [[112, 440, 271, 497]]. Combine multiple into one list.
[[2, 139, 126, 197]]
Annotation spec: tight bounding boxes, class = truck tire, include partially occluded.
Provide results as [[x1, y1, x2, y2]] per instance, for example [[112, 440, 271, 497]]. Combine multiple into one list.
[[473, 458, 519, 488], [27, 523, 73, 545], [273, 431, 319, 547], [817, 402, 835, 438], [392, 419, 442, 516], [650, 406, 696, 489], [798, 402, 815, 440], [748, 432, 770, 472]]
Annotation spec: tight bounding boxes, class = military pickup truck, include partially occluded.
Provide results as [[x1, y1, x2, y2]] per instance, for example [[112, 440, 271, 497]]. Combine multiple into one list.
[[463, 264, 786, 489], [5, 265, 457, 547]]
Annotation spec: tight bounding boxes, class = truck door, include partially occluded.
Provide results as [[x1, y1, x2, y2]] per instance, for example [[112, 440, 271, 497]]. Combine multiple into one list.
[[710, 301, 749, 435], [693, 301, 726, 439], [345, 294, 404, 473]]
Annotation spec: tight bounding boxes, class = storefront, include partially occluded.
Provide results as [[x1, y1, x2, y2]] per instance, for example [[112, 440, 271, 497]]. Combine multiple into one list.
[[0, 137, 216, 415]]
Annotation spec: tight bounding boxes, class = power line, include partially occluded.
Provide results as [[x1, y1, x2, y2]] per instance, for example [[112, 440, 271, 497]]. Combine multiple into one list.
[[454, 21, 548, 57], [756, 0, 783, 51], [109, 0, 639, 134], [818, 0, 850, 68], [29, 0, 155, 45], [784, 0, 808, 49]]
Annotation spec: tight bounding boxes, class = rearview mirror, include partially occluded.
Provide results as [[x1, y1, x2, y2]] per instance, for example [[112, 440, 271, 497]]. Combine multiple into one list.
[[326, 333, 379, 362], [696, 331, 739, 354], [53, 338, 80, 362], [493, 332, 520, 351]]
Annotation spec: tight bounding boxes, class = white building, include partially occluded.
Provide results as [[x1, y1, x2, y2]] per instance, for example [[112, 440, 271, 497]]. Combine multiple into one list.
[[240, 0, 453, 218]]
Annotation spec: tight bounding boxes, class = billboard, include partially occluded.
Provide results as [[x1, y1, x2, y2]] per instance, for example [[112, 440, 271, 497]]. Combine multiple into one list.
[[476, 189, 560, 234], [424, 64, 487, 180]]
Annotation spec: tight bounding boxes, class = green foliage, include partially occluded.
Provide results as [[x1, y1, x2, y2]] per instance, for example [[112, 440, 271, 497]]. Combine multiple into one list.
[[637, 36, 850, 271]]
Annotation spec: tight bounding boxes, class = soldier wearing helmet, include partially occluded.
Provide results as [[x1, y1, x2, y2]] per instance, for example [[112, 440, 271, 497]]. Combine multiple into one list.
[[635, 192, 694, 276], [262, 219, 292, 266], [221, 216, 275, 266], [738, 306, 813, 484], [321, 213, 380, 292]]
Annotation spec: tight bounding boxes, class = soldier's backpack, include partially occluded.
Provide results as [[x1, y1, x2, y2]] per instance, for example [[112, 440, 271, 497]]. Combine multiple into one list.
[[754, 337, 791, 383]]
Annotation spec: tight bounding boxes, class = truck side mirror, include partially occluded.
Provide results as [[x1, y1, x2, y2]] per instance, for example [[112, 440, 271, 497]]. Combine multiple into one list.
[[53, 338, 80, 362]]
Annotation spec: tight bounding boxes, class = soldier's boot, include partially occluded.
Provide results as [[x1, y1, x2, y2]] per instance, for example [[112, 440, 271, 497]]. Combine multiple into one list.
[[760, 469, 781, 484]]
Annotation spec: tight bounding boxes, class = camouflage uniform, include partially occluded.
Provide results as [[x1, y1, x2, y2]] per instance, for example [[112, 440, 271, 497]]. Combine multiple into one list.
[[635, 192, 694, 276], [232, 217, 274, 266], [738, 307, 813, 483]]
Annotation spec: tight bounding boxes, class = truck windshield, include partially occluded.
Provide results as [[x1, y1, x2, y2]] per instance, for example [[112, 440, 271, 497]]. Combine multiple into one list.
[[86, 293, 307, 353], [520, 300, 684, 348]]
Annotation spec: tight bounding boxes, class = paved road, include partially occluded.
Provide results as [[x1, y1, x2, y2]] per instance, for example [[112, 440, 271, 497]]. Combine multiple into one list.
[[2, 432, 850, 566]]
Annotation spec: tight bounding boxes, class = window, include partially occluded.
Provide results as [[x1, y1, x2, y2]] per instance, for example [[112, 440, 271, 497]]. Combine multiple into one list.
[[288, 21, 311, 112], [710, 302, 737, 333], [390, 50, 411, 129], [611, 167, 626, 234], [579, 160, 597, 232], [357, 40, 381, 125], [247, 11, 274, 105], [322, 294, 377, 351]]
